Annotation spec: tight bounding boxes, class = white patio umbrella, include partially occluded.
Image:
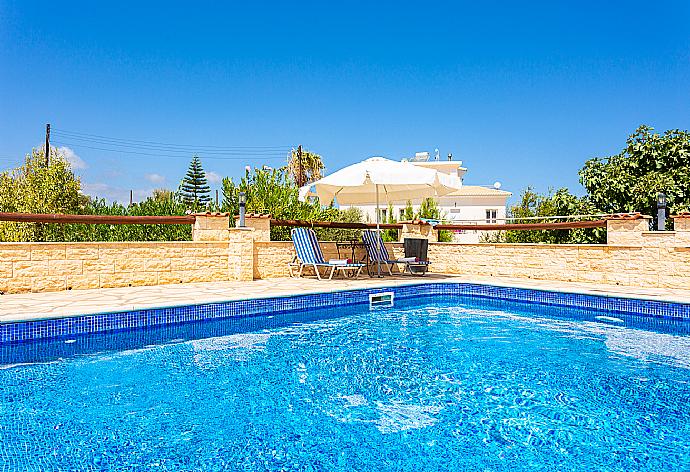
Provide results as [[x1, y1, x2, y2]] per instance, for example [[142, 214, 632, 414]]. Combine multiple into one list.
[[298, 157, 462, 276]]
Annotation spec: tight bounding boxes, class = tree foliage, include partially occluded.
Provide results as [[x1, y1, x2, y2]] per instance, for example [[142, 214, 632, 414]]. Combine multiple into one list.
[[0, 147, 190, 242], [0, 148, 84, 241], [579, 125, 690, 227], [492, 125, 689, 243], [287, 148, 324, 187], [69, 194, 191, 242], [381, 203, 398, 242], [221, 167, 362, 241], [376, 198, 452, 242], [416, 198, 452, 242], [489, 188, 605, 244], [179, 155, 211, 211], [402, 200, 415, 221]]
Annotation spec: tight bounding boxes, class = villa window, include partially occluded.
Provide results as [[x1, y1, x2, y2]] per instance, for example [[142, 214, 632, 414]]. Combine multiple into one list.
[[399, 208, 405, 220], [485, 209, 497, 224], [378, 208, 387, 222]]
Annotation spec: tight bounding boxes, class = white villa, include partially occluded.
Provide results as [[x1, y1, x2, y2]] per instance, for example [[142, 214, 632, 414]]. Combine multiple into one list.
[[343, 151, 511, 243]]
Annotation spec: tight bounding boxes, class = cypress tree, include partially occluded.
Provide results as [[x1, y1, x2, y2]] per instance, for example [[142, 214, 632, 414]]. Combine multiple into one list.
[[180, 155, 211, 211]]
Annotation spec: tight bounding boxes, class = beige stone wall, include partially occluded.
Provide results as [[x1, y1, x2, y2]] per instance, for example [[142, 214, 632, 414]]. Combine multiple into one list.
[[0, 241, 245, 294], [251, 239, 690, 289], [606, 217, 651, 245], [192, 214, 231, 241], [399, 222, 437, 242], [425, 242, 690, 289], [3, 214, 690, 294], [252, 240, 407, 278], [253, 241, 373, 279], [3, 237, 689, 293]]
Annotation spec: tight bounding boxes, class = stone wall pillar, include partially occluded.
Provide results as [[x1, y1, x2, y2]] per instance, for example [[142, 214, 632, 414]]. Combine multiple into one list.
[[227, 228, 255, 281], [606, 213, 651, 245], [399, 220, 438, 243], [235, 214, 272, 242], [192, 213, 231, 241], [672, 213, 690, 246], [193, 213, 258, 281]]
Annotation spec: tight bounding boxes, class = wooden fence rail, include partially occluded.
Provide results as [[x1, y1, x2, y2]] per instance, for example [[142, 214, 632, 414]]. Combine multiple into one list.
[[0, 213, 607, 231], [270, 219, 402, 230], [271, 219, 607, 231], [0, 212, 195, 225], [434, 219, 607, 231]]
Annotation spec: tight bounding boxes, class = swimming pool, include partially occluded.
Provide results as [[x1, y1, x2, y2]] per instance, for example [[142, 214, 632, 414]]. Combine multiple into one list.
[[2, 294, 689, 470]]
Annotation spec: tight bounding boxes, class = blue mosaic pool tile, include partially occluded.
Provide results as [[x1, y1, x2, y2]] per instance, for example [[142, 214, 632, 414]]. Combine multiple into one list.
[[1, 282, 689, 344]]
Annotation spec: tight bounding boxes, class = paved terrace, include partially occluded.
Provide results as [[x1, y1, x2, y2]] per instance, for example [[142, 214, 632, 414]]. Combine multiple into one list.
[[1, 274, 690, 324]]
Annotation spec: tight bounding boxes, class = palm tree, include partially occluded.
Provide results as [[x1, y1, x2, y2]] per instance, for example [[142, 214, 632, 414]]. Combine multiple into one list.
[[287, 147, 324, 187]]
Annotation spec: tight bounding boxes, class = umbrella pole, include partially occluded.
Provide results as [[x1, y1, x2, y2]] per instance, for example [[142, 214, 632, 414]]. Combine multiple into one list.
[[376, 184, 382, 277]]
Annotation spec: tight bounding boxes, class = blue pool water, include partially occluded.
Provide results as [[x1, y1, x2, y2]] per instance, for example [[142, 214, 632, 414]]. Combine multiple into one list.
[[1, 297, 690, 471]]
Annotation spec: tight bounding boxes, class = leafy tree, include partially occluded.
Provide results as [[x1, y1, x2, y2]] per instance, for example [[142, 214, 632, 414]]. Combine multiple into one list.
[[221, 166, 361, 241], [417, 198, 441, 220], [381, 203, 398, 242], [63, 194, 192, 242], [0, 147, 192, 242], [179, 156, 211, 211], [151, 188, 175, 203], [415, 198, 452, 242], [0, 147, 84, 241], [485, 188, 605, 244], [317, 207, 364, 242], [402, 200, 415, 220], [579, 125, 690, 228], [487, 125, 689, 244], [287, 148, 324, 187]]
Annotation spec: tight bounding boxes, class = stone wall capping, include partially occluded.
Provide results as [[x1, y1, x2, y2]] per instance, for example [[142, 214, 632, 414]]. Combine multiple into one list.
[[192, 212, 232, 217], [400, 221, 438, 242], [603, 212, 650, 220], [672, 212, 690, 219], [399, 219, 434, 226], [234, 213, 272, 219]]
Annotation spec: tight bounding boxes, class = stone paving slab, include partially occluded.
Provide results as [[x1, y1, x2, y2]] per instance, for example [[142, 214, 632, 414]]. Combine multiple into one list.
[[1, 274, 690, 324]]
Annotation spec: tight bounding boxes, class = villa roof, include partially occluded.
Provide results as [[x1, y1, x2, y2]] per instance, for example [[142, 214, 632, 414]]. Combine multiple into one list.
[[443, 185, 512, 197], [411, 161, 468, 171]]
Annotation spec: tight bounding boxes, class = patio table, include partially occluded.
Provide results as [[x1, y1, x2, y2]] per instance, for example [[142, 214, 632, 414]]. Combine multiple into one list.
[[336, 241, 370, 276]]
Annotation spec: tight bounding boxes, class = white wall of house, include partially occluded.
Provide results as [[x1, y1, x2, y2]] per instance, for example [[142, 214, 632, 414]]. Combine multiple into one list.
[[343, 196, 508, 243], [439, 196, 508, 243]]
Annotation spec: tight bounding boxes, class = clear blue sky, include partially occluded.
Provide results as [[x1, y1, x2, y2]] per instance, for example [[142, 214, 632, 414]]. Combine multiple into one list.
[[1, 1, 688, 203]]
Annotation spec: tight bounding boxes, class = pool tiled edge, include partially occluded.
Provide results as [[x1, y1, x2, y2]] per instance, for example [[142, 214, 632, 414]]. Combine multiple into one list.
[[2, 282, 690, 344]]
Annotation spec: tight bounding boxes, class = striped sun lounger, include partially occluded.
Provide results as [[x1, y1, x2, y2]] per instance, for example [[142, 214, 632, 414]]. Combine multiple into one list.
[[289, 227, 365, 280], [362, 229, 430, 276]]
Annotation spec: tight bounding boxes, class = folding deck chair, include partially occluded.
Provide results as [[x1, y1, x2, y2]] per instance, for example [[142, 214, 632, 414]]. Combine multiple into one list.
[[289, 227, 365, 280], [361, 229, 431, 276]]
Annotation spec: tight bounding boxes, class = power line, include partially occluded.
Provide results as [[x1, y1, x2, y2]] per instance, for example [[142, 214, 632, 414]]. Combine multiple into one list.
[[52, 135, 289, 155], [52, 141, 290, 161], [52, 128, 290, 151]]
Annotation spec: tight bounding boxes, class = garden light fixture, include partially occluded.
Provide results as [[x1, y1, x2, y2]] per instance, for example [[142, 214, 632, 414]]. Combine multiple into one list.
[[657, 192, 666, 231], [239, 191, 246, 227]]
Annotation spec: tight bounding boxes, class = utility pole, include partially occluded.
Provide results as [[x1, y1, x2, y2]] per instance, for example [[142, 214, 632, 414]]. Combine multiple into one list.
[[297, 144, 303, 187], [129, 190, 133, 206], [45, 123, 51, 166]]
